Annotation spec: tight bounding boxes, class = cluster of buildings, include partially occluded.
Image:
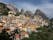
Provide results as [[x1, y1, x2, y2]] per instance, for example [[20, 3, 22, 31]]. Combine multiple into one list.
[[0, 11, 49, 40]]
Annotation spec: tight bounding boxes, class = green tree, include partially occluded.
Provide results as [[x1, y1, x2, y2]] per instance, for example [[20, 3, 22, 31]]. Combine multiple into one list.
[[0, 29, 10, 40], [28, 25, 51, 40], [22, 38, 29, 40], [0, 3, 10, 15]]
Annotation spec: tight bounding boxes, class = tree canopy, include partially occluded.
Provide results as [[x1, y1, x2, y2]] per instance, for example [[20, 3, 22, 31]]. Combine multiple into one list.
[[0, 3, 10, 15]]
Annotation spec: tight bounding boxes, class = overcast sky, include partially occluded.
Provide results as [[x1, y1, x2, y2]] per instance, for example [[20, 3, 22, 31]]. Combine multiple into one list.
[[0, 0, 53, 18]]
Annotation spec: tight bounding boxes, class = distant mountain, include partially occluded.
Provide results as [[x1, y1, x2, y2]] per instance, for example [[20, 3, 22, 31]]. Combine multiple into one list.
[[34, 9, 48, 19]]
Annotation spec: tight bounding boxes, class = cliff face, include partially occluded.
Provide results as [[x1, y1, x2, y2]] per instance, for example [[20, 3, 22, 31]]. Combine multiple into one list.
[[6, 4, 18, 12], [34, 9, 48, 19], [33, 9, 50, 26]]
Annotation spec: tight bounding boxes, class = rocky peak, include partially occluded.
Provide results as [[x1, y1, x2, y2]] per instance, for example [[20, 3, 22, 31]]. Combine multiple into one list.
[[34, 9, 48, 19]]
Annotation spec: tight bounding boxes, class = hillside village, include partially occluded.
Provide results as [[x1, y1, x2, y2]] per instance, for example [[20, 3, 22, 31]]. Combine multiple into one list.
[[0, 3, 50, 40]]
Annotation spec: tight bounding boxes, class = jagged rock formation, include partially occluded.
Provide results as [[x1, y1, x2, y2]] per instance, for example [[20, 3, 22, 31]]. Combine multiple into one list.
[[24, 11, 34, 19], [34, 9, 48, 19], [6, 4, 19, 13], [33, 9, 50, 26]]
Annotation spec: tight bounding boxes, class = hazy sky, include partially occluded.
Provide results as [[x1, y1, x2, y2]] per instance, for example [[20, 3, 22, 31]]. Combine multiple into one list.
[[0, 0, 53, 18]]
